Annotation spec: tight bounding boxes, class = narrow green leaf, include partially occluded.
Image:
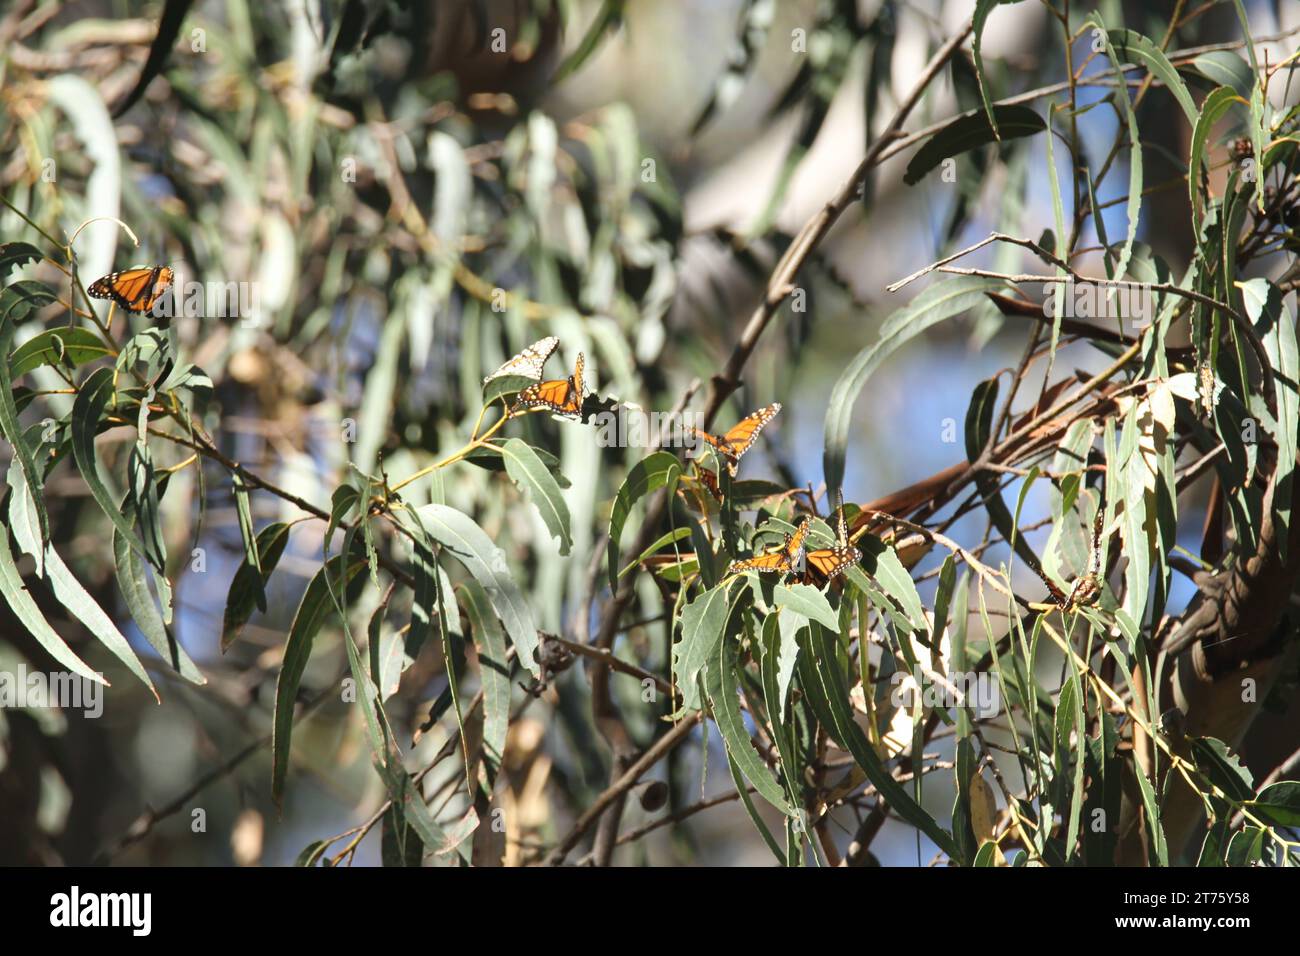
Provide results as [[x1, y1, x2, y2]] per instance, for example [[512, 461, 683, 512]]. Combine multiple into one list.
[[1190, 736, 1255, 803], [1088, 15, 1142, 283], [376, 536, 439, 699], [972, 841, 999, 866], [551, 0, 626, 83], [0, 241, 42, 278], [294, 840, 329, 867], [1190, 86, 1242, 252], [1240, 279, 1297, 559], [903, 105, 1044, 185], [1043, 106, 1067, 365], [1109, 29, 1198, 125], [8, 478, 157, 699], [798, 622, 961, 860], [0, 281, 58, 324], [824, 277, 1004, 491], [760, 612, 803, 812], [1192, 51, 1254, 99], [481, 373, 537, 408], [0, 323, 49, 551], [461, 579, 511, 790], [1110, 652, 1168, 863], [221, 522, 292, 651], [501, 437, 572, 555], [70, 367, 158, 567], [1225, 826, 1265, 866], [0, 526, 104, 687], [723, 740, 786, 864], [127, 445, 167, 582], [337, 576, 470, 861], [112, 506, 203, 684], [672, 579, 739, 713], [620, 526, 692, 578], [971, 0, 1027, 140], [271, 552, 365, 805], [414, 503, 541, 678], [705, 624, 791, 813], [380, 805, 425, 867], [232, 471, 261, 579]]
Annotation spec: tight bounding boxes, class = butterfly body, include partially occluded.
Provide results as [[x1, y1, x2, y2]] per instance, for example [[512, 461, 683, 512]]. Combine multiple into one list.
[[88, 266, 174, 313], [692, 403, 780, 476], [1032, 506, 1106, 612], [510, 352, 585, 418], [1065, 572, 1101, 609], [795, 506, 860, 584]]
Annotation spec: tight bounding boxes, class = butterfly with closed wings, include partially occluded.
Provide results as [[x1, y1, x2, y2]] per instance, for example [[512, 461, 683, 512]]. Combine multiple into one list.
[[690, 403, 780, 476], [694, 465, 724, 503], [1030, 506, 1106, 612], [88, 265, 174, 314], [484, 335, 560, 384]]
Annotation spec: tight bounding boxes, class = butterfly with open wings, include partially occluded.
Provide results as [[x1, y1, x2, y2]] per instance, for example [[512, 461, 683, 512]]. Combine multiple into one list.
[[727, 517, 809, 576], [727, 495, 860, 584], [88, 266, 174, 314], [510, 351, 585, 419], [783, 491, 860, 584], [690, 403, 780, 476], [795, 504, 861, 584]]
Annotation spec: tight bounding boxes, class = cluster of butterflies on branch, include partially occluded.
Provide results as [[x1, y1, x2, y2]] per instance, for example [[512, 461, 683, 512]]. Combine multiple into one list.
[[485, 335, 863, 587], [85, 274, 1106, 606], [486, 334, 1112, 606]]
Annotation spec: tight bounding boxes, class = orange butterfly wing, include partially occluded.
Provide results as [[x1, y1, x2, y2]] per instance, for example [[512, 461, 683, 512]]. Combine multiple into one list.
[[729, 517, 807, 575], [785, 518, 810, 562], [511, 352, 584, 417], [797, 507, 857, 582], [697, 467, 723, 502], [692, 402, 781, 476], [729, 551, 792, 573], [1029, 560, 1072, 610], [89, 266, 173, 313], [803, 545, 859, 582]]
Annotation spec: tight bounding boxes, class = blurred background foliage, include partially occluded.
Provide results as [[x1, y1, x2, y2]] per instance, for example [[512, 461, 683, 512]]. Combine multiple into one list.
[[0, 0, 1298, 866]]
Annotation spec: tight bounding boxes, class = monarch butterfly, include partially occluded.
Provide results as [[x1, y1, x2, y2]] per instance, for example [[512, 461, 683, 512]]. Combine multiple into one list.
[[691, 403, 781, 476], [796, 503, 860, 584], [1030, 506, 1106, 611], [728, 518, 808, 575], [484, 335, 559, 384], [696, 466, 723, 502], [511, 352, 585, 418], [88, 266, 174, 313]]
